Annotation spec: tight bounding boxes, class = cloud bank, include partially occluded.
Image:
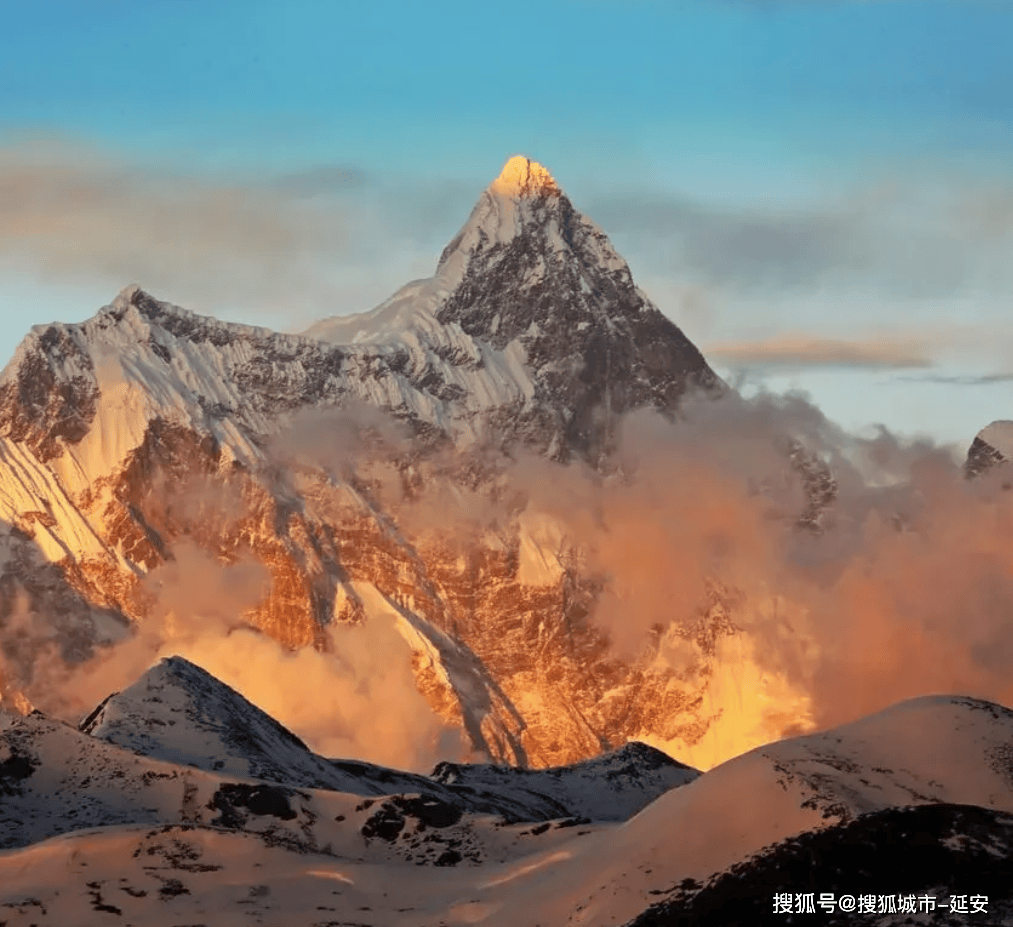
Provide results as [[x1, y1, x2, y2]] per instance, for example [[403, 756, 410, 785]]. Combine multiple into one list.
[[6, 387, 1013, 771], [1, 538, 463, 773], [594, 175, 1013, 309], [370, 392, 1013, 767], [0, 135, 462, 330]]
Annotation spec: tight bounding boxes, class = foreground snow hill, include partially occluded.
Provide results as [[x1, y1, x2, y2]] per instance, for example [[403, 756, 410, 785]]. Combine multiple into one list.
[[3, 664, 1013, 926], [630, 803, 1013, 926], [0, 656, 698, 851], [504, 694, 1013, 927]]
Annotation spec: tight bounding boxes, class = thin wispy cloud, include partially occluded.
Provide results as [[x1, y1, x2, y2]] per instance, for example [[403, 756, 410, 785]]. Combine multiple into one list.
[[272, 165, 373, 197], [592, 176, 1013, 300], [0, 137, 352, 312], [706, 335, 935, 371], [0, 136, 453, 328], [900, 372, 1013, 385]]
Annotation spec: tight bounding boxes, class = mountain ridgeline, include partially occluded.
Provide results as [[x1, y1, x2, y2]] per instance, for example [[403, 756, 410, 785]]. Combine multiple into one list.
[[0, 156, 823, 771], [3, 659, 1013, 926]]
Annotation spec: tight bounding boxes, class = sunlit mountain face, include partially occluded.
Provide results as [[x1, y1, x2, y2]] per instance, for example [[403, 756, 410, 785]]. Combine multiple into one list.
[[2, 156, 1013, 776], [2, 155, 1013, 924], [0, 154, 746, 773]]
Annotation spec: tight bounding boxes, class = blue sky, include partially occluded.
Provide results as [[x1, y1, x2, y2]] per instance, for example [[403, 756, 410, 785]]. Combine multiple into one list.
[[3, 0, 1012, 446]]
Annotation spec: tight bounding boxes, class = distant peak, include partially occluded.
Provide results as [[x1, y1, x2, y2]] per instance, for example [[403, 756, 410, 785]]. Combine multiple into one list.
[[107, 283, 160, 318], [159, 654, 211, 676], [979, 420, 1013, 453], [490, 155, 559, 197], [112, 283, 144, 308]]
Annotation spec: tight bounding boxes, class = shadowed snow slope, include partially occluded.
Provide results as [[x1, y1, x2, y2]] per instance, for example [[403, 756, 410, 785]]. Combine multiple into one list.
[[462, 694, 1013, 927], [629, 802, 1013, 926], [2, 675, 1013, 926], [432, 740, 699, 823]]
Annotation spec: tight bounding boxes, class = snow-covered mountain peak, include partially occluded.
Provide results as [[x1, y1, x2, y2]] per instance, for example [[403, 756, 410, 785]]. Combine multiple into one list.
[[101, 281, 189, 325], [978, 420, 1013, 460], [98, 281, 277, 344], [0, 159, 724, 790], [111, 282, 144, 310], [79, 654, 324, 782], [965, 420, 1013, 479], [306, 156, 721, 459], [65, 655, 700, 824], [432, 154, 618, 281], [489, 155, 559, 198], [78, 654, 298, 743]]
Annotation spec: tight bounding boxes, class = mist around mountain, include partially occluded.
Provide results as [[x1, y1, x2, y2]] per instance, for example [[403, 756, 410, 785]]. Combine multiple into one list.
[[3, 156, 1013, 923], [0, 154, 754, 775]]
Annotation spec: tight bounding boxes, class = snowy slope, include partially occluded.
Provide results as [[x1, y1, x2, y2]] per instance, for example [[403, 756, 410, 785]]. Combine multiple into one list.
[[80, 655, 438, 793], [0, 824, 520, 927], [0, 655, 702, 881], [458, 694, 1013, 927], [0, 656, 706, 925], [80, 656, 696, 825], [0, 708, 585, 872], [2, 689, 1013, 926], [432, 740, 699, 823]]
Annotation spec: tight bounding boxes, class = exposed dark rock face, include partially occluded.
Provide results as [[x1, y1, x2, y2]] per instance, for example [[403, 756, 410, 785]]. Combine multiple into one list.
[[787, 439, 838, 531], [209, 783, 299, 826], [0, 326, 99, 463], [432, 181, 722, 462]]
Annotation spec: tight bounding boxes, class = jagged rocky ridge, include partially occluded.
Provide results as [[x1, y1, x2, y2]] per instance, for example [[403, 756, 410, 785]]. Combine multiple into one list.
[[305, 155, 723, 462], [0, 156, 831, 768]]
